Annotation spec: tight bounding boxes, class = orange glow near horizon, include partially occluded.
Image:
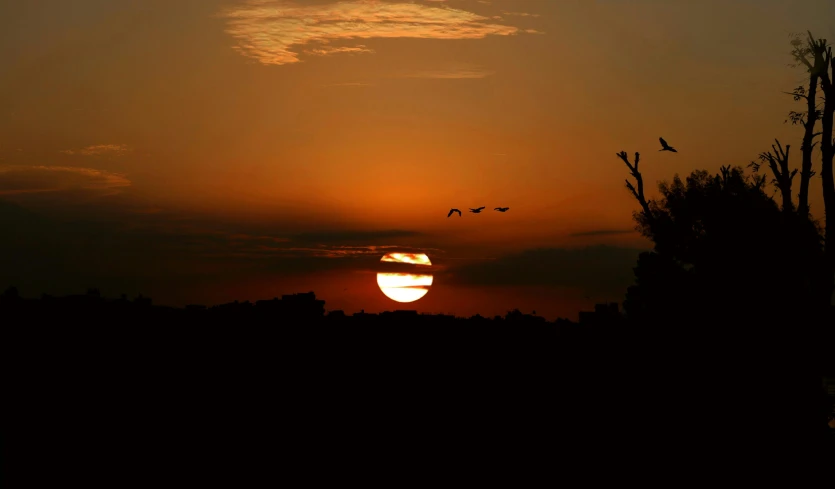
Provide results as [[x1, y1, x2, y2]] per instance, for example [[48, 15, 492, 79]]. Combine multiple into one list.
[[377, 252, 433, 303]]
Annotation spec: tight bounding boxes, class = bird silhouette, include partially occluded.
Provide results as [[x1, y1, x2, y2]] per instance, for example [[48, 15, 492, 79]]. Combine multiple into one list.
[[659, 137, 677, 152], [469, 207, 486, 214], [494, 207, 509, 212], [447, 208, 462, 217]]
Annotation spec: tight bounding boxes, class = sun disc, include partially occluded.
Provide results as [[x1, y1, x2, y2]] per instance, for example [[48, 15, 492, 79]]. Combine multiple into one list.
[[376, 253, 433, 303]]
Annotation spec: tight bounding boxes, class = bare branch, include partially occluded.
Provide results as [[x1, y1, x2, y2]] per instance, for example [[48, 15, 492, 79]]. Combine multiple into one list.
[[618, 150, 653, 220], [625, 179, 638, 199], [757, 139, 795, 212]]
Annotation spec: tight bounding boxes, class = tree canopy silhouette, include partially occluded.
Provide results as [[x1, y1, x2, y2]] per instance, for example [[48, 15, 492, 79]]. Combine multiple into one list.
[[620, 158, 824, 329], [612, 31, 835, 465], [619, 31, 835, 327]]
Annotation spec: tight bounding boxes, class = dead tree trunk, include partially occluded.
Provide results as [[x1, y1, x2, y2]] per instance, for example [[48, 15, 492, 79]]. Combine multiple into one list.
[[819, 45, 835, 305], [791, 32, 829, 216]]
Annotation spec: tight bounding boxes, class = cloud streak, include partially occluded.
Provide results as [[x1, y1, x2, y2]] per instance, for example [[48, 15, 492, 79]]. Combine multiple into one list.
[[293, 229, 422, 244], [400, 67, 495, 79], [61, 144, 130, 156], [219, 0, 525, 66], [444, 246, 645, 296], [304, 44, 375, 56], [320, 82, 374, 87], [501, 11, 540, 18], [0, 165, 131, 196]]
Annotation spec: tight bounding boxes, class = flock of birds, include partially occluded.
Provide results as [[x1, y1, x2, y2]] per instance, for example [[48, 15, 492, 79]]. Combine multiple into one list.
[[446, 206, 508, 218], [446, 137, 677, 218]]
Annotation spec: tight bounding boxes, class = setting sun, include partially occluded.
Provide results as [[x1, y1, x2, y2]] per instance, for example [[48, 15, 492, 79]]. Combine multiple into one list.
[[377, 253, 433, 303]]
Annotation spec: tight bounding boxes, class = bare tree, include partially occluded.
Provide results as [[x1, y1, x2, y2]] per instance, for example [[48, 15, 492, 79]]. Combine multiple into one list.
[[748, 139, 795, 212], [819, 41, 835, 305], [793, 32, 835, 305], [756, 32, 835, 306], [787, 31, 829, 217]]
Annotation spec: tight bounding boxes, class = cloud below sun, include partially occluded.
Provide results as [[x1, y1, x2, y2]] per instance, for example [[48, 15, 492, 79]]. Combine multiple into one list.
[[219, 0, 535, 66]]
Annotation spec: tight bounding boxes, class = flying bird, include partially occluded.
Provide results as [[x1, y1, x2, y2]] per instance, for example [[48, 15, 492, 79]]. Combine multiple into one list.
[[659, 137, 678, 153], [469, 207, 486, 214], [494, 207, 509, 212], [447, 208, 462, 217]]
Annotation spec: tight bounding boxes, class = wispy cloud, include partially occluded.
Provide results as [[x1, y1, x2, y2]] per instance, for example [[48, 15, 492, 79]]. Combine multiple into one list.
[[445, 246, 644, 296], [218, 0, 526, 66], [320, 82, 375, 88], [400, 67, 495, 79], [304, 44, 375, 56], [192, 230, 442, 268], [293, 229, 422, 244], [502, 11, 540, 18], [61, 144, 130, 156], [0, 165, 131, 196]]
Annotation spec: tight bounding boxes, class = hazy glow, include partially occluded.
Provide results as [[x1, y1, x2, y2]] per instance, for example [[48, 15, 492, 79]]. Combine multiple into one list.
[[377, 252, 433, 303]]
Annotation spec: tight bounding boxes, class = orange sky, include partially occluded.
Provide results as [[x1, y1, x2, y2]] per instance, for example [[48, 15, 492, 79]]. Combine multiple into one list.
[[1, 0, 833, 320]]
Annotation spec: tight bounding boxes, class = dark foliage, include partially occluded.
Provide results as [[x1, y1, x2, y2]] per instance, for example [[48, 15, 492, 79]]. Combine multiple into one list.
[[625, 165, 826, 326]]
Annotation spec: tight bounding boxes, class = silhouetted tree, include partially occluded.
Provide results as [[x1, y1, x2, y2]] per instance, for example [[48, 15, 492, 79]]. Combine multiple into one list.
[[749, 139, 796, 212], [620, 161, 823, 324], [617, 158, 835, 467], [786, 31, 829, 216], [621, 157, 825, 325], [505, 309, 523, 321], [785, 31, 835, 305], [615, 34, 835, 460]]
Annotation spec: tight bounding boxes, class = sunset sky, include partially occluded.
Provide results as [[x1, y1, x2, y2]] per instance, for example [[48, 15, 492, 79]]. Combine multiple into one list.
[[2, 0, 833, 320]]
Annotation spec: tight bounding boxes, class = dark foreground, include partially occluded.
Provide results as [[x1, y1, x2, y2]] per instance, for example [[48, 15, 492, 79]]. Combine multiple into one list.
[[2, 293, 834, 486]]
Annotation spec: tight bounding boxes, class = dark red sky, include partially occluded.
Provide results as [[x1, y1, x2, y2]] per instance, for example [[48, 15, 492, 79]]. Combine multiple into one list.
[[1, 0, 832, 320]]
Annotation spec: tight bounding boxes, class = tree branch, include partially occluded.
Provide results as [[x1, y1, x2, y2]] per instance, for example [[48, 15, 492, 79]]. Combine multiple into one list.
[[618, 151, 653, 220], [782, 91, 809, 101], [757, 139, 794, 212]]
